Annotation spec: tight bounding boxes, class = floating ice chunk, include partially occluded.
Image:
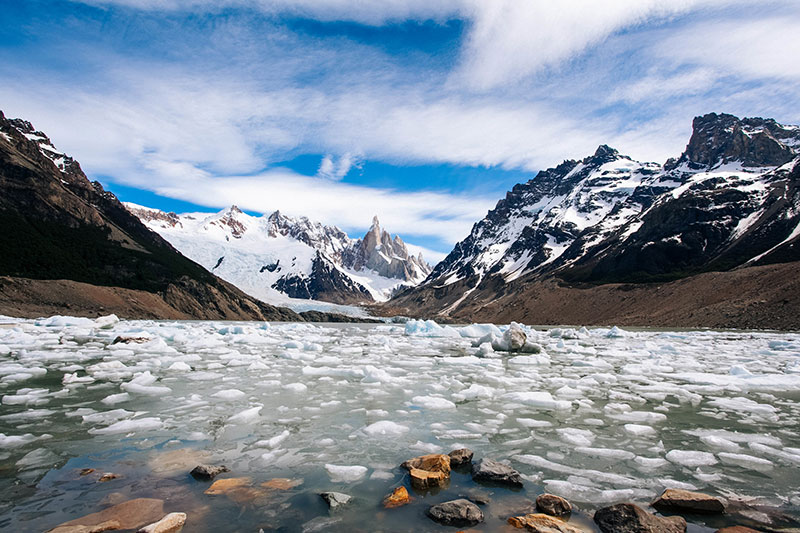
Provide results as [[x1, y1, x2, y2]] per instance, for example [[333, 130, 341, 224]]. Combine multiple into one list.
[[101, 392, 130, 405], [634, 456, 669, 469], [699, 435, 741, 452], [89, 417, 163, 435], [411, 396, 456, 409], [255, 430, 290, 449], [517, 418, 553, 428], [362, 421, 410, 437], [229, 406, 262, 424], [729, 365, 752, 376], [606, 326, 628, 338], [665, 450, 718, 467], [452, 384, 494, 402], [609, 411, 667, 423], [63, 372, 94, 385], [624, 424, 656, 437], [718, 452, 774, 471], [16, 447, 60, 470], [2, 388, 49, 406], [94, 314, 119, 329], [575, 447, 635, 460], [458, 324, 503, 338], [361, 365, 395, 384], [284, 383, 308, 393], [502, 392, 571, 410], [81, 409, 134, 425], [404, 319, 460, 338], [409, 440, 442, 453], [370, 470, 394, 480], [325, 464, 367, 482], [707, 397, 777, 416], [35, 316, 95, 328], [121, 372, 171, 396], [212, 389, 247, 400], [0, 433, 51, 449], [167, 361, 192, 372], [507, 353, 550, 365], [557, 428, 595, 446], [748, 443, 800, 465]]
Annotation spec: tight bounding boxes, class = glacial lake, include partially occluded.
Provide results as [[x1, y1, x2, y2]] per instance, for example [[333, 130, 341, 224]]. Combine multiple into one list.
[[1, 317, 799, 532]]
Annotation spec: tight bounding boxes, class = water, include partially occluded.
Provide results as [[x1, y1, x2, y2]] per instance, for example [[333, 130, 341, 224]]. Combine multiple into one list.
[[1, 317, 799, 532]]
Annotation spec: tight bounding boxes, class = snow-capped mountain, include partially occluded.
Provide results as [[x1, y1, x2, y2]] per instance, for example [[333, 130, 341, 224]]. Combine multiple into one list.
[[393, 113, 800, 317], [126, 205, 431, 306]]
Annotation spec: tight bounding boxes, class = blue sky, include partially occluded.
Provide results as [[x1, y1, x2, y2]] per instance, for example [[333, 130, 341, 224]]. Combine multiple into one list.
[[2, 0, 799, 261]]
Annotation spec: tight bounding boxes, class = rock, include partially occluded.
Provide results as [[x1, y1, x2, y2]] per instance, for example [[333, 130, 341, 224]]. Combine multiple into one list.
[[537, 494, 572, 516], [715, 528, 762, 533], [261, 478, 303, 490], [449, 448, 474, 467], [471, 458, 523, 488], [112, 336, 151, 344], [49, 521, 120, 533], [137, 512, 187, 533], [651, 489, 725, 514], [203, 477, 250, 495], [459, 489, 491, 505], [507, 513, 584, 533], [402, 453, 451, 489], [190, 464, 230, 481], [320, 492, 352, 510], [79, 468, 95, 476], [48, 498, 165, 532], [401, 453, 451, 474], [427, 499, 484, 527], [409, 467, 449, 489], [594, 503, 686, 533], [383, 486, 411, 508], [97, 473, 120, 483], [504, 323, 527, 350]]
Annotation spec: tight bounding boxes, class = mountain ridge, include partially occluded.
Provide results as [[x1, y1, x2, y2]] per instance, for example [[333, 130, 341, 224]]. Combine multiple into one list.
[[389, 112, 800, 327]]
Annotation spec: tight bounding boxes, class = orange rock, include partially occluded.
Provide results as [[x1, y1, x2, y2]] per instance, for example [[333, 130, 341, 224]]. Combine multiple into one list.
[[79, 468, 95, 476], [383, 486, 411, 508], [409, 467, 449, 490], [203, 477, 251, 495], [261, 478, 303, 491], [98, 473, 120, 482], [48, 498, 164, 532], [402, 454, 451, 474], [507, 513, 584, 533]]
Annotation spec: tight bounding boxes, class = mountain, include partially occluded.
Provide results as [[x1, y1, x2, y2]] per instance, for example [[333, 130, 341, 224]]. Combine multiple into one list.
[[0, 110, 300, 321], [126, 205, 431, 306], [390, 113, 800, 328]]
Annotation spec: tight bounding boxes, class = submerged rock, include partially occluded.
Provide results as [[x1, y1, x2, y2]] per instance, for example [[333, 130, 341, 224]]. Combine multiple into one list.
[[50, 521, 120, 533], [536, 494, 572, 516], [715, 528, 761, 533], [97, 473, 120, 483], [137, 512, 187, 533], [507, 513, 583, 533], [449, 448, 474, 467], [427, 499, 484, 527], [471, 458, 523, 488], [190, 464, 230, 481], [203, 477, 250, 495], [594, 503, 686, 533], [261, 478, 303, 490], [320, 492, 352, 510], [383, 486, 411, 508], [48, 498, 165, 532], [651, 489, 725, 514]]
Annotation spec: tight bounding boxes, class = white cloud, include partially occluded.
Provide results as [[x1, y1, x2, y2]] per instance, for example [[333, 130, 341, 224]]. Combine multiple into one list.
[[608, 68, 720, 105], [316, 153, 359, 181]]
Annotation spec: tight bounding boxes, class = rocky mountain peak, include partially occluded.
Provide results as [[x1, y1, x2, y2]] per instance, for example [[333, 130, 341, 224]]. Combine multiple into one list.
[[667, 112, 799, 170], [590, 144, 620, 163]]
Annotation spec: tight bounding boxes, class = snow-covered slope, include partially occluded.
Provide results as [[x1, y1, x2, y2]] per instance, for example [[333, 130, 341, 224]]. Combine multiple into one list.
[[395, 113, 800, 316], [126, 205, 431, 307]]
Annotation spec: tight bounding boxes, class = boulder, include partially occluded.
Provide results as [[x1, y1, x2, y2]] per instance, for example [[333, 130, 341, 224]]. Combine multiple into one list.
[[49, 521, 120, 533], [402, 453, 451, 489], [449, 448, 474, 467], [401, 453, 451, 474], [536, 494, 572, 516], [383, 486, 411, 508], [137, 512, 187, 533], [427, 499, 484, 527], [471, 458, 523, 488], [507, 513, 584, 533], [505, 323, 527, 351], [409, 467, 449, 489], [48, 498, 165, 532], [652, 489, 725, 514], [190, 464, 230, 481], [594, 503, 686, 533], [320, 492, 352, 510]]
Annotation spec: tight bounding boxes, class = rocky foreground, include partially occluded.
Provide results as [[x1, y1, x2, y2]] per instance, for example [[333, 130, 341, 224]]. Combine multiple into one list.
[[45, 448, 797, 533]]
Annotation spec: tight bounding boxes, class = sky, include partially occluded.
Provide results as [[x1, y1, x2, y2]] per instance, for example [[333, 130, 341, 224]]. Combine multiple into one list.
[[2, 1, 799, 262]]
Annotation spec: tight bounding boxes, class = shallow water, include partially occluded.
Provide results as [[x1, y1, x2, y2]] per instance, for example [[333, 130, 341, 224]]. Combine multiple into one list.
[[1, 316, 799, 532]]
